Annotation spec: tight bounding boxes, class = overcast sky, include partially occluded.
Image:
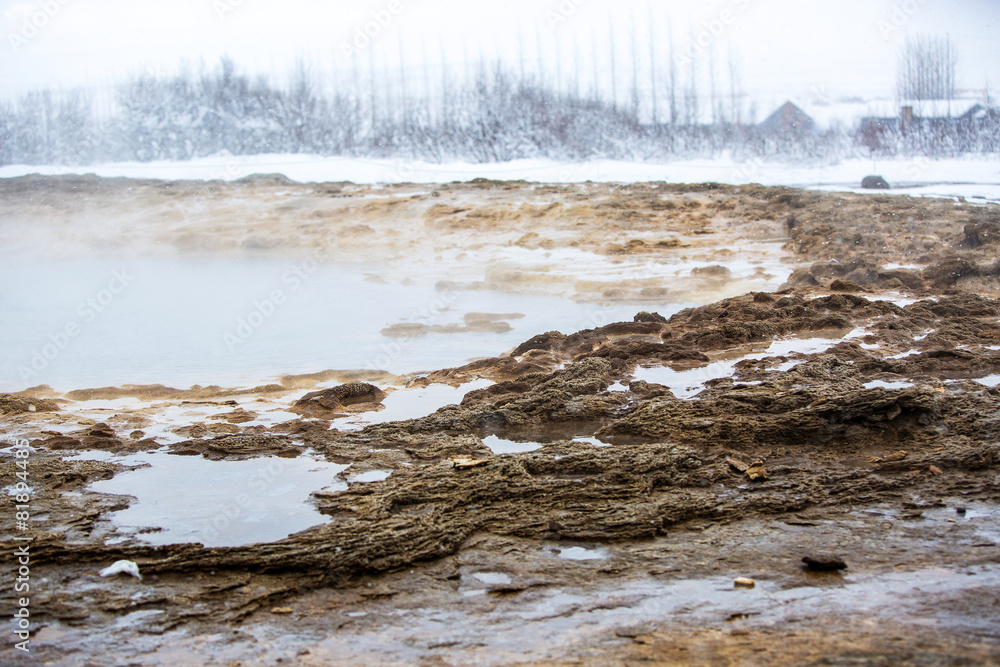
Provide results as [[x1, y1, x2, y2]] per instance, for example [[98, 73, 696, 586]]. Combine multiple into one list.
[[2, 0, 998, 112]]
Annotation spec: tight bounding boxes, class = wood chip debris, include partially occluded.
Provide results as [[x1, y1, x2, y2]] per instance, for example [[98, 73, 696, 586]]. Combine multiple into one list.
[[727, 457, 767, 480], [867, 450, 907, 463], [270, 607, 293, 614], [450, 455, 490, 469]]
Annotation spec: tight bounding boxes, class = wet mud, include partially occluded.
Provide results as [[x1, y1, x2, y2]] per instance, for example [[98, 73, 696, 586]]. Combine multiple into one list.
[[2, 176, 1000, 665]]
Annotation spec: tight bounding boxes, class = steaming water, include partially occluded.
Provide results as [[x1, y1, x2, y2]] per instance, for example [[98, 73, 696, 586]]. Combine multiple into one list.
[[0, 255, 668, 392]]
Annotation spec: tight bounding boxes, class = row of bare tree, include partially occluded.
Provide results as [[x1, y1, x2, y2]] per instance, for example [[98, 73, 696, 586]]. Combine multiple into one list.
[[1, 54, 996, 167]]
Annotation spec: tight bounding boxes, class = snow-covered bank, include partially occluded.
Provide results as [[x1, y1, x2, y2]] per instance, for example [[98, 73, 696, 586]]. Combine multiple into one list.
[[2, 155, 999, 201]]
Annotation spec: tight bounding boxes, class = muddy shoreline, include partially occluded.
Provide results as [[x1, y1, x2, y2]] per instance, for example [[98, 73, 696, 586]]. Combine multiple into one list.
[[2, 176, 999, 665]]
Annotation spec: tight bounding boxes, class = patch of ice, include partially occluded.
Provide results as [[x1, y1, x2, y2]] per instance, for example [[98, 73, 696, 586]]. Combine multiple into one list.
[[482, 435, 544, 454], [99, 560, 142, 580]]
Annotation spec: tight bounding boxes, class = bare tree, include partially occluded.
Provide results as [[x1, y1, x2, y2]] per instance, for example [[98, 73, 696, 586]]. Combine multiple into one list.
[[608, 14, 618, 109], [646, 4, 658, 124], [728, 40, 741, 124], [896, 34, 957, 102], [668, 16, 677, 125]]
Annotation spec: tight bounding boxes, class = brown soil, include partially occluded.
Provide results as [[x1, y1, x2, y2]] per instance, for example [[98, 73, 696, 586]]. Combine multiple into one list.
[[1, 176, 999, 666]]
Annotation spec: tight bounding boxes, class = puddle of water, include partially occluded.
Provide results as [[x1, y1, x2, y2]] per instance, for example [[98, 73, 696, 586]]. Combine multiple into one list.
[[572, 436, 610, 447], [297, 564, 1000, 665], [864, 380, 915, 390], [556, 546, 609, 561], [471, 572, 513, 586], [633, 335, 843, 398], [87, 452, 348, 547], [482, 435, 545, 454], [349, 470, 391, 483], [973, 374, 1000, 388], [332, 379, 493, 430]]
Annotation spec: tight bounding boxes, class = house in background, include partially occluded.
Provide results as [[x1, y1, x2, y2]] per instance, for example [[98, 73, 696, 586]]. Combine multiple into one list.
[[860, 98, 993, 139], [759, 101, 817, 135]]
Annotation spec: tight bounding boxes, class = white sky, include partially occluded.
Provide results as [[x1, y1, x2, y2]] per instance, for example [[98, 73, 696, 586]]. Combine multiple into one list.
[[1, 0, 998, 114]]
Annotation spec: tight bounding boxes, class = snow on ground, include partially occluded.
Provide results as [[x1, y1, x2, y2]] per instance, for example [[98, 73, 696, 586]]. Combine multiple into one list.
[[2, 154, 999, 202]]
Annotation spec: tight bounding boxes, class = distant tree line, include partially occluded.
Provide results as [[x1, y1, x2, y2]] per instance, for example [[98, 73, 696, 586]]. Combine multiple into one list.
[[0, 56, 997, 168]]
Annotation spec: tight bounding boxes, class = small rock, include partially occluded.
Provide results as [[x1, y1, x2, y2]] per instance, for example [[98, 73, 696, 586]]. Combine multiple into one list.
[[726, 457, 749, 472], [884, 450, 907, 462], [734, 577, 756, 588], [928, 465, 944, 475], [861, 175, 890, 189], [802, 556, 848, 572], [99, 560, 142, 580], [829, 278, 862, 292], [270, 607, 294, 615], [634, 311, 667, 324]]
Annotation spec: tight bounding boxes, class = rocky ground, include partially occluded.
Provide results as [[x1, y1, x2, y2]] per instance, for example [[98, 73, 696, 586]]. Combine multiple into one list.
[[1, 176, 999, 665]]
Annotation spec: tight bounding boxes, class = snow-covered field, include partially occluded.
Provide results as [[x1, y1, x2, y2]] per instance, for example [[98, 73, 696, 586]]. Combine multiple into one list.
[[3, 154, 999, 202]]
